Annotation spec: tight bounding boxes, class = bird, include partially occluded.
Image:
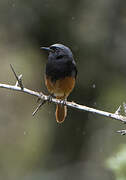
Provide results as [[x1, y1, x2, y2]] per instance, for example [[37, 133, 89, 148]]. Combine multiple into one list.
[[41, 43, 77, 123]]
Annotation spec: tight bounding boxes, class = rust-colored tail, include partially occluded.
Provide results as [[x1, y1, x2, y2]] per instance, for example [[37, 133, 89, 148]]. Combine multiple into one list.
[[55, 104, 67, 123]]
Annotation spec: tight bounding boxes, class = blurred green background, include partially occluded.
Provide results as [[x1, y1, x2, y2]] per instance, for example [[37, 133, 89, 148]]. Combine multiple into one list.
[[0, 0, 126, 179]]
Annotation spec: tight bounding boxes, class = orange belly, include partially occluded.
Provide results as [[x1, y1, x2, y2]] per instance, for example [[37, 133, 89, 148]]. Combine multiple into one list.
[[45, 76, 75, 98]]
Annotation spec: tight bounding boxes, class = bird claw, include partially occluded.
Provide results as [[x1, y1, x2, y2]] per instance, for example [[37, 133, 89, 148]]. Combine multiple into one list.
[[59, 99, 67, 106], [37, 92, 44, 103], [47, 95, 53, 104]]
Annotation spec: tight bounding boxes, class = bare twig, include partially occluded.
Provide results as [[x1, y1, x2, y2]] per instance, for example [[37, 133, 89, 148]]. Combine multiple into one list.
[[0, 66, 126, 134], [32, 100, 46, 116], [0, 83, 126, 124], [10, 64, 24, 89]]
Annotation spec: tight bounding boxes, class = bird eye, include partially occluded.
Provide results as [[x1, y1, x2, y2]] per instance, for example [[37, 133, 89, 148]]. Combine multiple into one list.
[[50, 46, 56, 52]]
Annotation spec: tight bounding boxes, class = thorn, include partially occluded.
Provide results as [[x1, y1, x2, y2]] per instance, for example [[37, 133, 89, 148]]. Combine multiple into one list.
[[123, 102, 126, 114], [32, 100, 46, 116], [10, 64, 24, 90], [117, 130, 126, 135], [115, 105, 121, 115], [15, 81, 18, 87], [18, 74, 23, 80], [15, 74, 22, 86]]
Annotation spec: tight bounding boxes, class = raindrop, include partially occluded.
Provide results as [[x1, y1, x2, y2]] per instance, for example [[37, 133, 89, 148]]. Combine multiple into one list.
[[72, 16, 75, 20], [92, 84, 96, 88]]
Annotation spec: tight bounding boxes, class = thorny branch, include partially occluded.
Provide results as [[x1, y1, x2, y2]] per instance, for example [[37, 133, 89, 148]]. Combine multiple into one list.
[[0, 65, 126, 135]]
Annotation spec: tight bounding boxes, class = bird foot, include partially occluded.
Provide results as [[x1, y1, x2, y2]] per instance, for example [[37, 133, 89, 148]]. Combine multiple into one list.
[[59, 99, 67, 106], [47, 94, 53, 104]]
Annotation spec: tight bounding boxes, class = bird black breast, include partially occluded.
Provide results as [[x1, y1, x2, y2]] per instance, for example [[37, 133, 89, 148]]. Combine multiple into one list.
[[46, 58, 77, 82]]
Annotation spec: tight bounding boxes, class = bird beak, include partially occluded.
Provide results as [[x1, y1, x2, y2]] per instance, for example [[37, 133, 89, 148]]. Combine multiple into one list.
[[40, 47, 53, 52]]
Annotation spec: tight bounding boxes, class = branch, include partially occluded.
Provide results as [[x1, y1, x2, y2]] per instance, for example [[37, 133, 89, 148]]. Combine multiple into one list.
[[0, 65, 126, 134], [0, 82, 126, 122]]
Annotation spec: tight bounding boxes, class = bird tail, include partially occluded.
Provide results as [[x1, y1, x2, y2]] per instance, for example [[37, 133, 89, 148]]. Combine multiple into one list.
[[55, 104, 67, 123]]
